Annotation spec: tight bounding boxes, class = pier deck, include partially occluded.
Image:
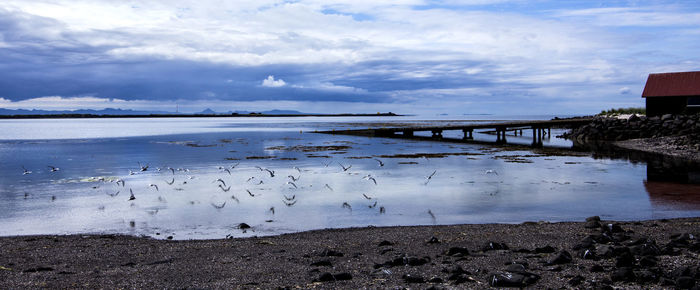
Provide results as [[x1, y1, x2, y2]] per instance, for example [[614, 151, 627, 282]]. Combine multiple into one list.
[[318, 118, 592, 147]]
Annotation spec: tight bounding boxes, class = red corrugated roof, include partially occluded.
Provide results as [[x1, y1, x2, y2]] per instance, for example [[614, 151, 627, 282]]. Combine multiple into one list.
[[642, 71, 700, 97]]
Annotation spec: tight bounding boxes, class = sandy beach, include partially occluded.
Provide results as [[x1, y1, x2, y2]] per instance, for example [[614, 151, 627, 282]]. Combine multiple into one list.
[[1, 217, 698, 289]]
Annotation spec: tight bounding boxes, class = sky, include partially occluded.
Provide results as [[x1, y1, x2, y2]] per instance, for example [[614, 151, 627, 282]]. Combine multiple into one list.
[[0, 0, 699, 115]]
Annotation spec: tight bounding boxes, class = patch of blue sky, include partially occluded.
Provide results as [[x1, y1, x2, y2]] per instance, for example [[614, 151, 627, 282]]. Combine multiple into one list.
[[321, 8, 375, 21]]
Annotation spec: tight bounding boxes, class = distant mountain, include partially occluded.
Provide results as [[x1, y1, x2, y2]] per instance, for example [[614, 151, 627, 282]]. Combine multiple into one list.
[[198, 108, 217, 115], [0, 108, 314, 116], [0, 108, 176, 116]]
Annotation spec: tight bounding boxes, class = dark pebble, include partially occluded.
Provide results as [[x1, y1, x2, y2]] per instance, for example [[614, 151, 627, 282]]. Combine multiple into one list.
[[634, 270, 658, 283], [639, 256, 657, 267], [310, 260, 332, 267], [428, 277, 443, 283], [320, 249, 344, 257], [23, 266, 54, 273], [615, 251, 635, 267], [546, 250, 572, 265], [676, 276, 696, 289], [568, 275, 584, 286], [313, 272, 352, 282], [481, 241, 508, 251], [535, 245, 556, 253], [442, 265, 470, 275], [585, 220, 602, 229], [488, 271, 540, 287], [580, 248, 597, 260], [603, 223, 624, 233], [402, 274, 425, 283], [427, 236, 440, 244], [446, 247, 470, 256], [611, 267, 635, 282], [407, 256, 430, 266], [585, 216, 601, 222], [315, 272, 334, 282], [238, 223, 251, 229], [333, 272, 352, 281], [378, 240, 393, 247], [505, 263, 526, 273], [597, 245, 614, 258]]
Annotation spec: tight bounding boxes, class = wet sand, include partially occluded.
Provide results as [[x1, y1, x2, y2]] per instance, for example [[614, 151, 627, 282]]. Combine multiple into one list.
[[1, 217, 698, 289]]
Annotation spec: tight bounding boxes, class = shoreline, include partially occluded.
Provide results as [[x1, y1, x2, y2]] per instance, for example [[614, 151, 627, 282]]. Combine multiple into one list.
[[615, 136, 700, 162], [1, 217, 698, 288]]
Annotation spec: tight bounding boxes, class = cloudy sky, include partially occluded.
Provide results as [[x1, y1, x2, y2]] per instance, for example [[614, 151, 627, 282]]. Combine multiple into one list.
[[0, 0, 699, 115]]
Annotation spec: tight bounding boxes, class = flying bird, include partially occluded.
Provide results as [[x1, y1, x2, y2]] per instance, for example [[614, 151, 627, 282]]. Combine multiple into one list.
[[342, 202, 352, 211], [219, 184, 231, 192], [363, 175, 377, 185], [424, 170, 437, 185], [293, 166, 302, 173], [214, 178, 227, 187], [224, 168, 231, 175], [362, 193, 373, 200], [428, 209, 436, 223], [379, 206, 386, 214], [339, 163, 352, 172], [485, 169, 499, 175], [374, 158, 385, 166], [283, 194, 295, 201], [116, 179, 125, 187], [48, 165, 60, 172], [138, 162, 149, 171], [149, 184, 159, 191], [129, 189, 135, 201], [246, 189, 256, 197], [283, 199, 297, 207], [230, 195, 240, 203], [288, 175, 299, 182], [230, 162, 240, 169], [168, 167, 175, 175], [264, 168, 275, 177], [166, 178, 175, 185], [368, 201, 378, 208], [269, 207, 275, 215], [324, 184, 334, 192], [211, 201, 226, 209], [286, 181, 298, 189], [22, 166, 32, 175], [107, 190, 120, 197]]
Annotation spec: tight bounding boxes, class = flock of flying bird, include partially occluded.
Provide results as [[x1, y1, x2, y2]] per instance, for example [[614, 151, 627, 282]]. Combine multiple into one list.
[[19, 156, 500, 231]]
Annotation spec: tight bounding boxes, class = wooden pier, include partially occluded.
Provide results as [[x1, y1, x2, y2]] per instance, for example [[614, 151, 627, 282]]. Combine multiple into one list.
[[319, 118, 592, 147]]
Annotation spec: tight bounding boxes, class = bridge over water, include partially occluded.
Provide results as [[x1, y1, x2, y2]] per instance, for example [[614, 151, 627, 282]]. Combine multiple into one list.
[[318, 118, 593, 147]]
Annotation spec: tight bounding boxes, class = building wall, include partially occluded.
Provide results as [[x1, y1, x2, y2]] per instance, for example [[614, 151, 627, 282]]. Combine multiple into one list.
[[645, 96, 698, 116]]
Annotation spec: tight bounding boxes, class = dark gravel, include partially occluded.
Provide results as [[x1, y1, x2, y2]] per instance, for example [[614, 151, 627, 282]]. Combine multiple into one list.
[[1, 217, 699, 288]]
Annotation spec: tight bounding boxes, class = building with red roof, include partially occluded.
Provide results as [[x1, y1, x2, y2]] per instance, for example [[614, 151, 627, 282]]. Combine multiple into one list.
[[642, 71, 700, 116]]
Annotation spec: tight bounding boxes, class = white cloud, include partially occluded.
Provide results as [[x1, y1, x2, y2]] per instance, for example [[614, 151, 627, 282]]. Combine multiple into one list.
[[261, 75, 287, 87], [619, 87, 631, 95]]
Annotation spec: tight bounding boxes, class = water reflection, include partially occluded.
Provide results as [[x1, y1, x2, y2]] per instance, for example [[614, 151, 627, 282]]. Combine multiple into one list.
[[645, 157, 700, 210]]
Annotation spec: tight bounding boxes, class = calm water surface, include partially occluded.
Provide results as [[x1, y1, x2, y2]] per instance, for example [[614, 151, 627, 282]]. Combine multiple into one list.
[[0, 116, 698, 239]]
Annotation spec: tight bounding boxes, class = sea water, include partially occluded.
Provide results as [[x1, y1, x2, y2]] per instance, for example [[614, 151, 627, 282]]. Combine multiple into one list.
[[0, 116, 698, 239]]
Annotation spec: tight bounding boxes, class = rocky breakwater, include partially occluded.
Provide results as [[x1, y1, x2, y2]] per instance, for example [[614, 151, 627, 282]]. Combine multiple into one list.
[[562, 114, 700, 160]]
